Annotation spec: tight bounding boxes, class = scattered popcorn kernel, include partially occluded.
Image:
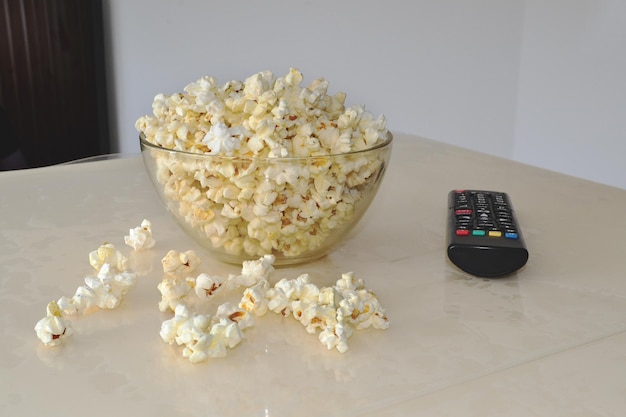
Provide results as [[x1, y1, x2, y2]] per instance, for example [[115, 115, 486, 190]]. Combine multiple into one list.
[[161, 249, 201, 276], [157, 276, 195, 312], [215, 302, 255, 330], [89, 243, 129, 272], [335, 271, 364, 292], [230, 254, 275, 287], [79, 264, 138, 310], [160, 304, 191, 345], [239, 279, 269, 316], [70, 285, 98, 312], [124, 219, 156, 250], [56, 295, 79, 316], [206, 318, 243, 357], [183, 333, 213, 363], [34, 301, 74, 347], [319, 322, 351, 353], [194, 273, 225, 299]]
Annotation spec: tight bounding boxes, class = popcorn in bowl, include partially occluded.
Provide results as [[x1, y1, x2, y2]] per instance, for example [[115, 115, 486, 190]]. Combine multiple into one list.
[[137, 68, 392, 265]]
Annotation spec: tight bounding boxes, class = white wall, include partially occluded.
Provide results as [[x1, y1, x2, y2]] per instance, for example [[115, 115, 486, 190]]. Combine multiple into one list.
[[514, 0, 626, 189], [103, 0, 626, 189]]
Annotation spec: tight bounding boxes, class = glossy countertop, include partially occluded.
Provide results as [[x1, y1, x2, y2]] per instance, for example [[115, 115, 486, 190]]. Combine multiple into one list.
[[1, 133, 625, 416]]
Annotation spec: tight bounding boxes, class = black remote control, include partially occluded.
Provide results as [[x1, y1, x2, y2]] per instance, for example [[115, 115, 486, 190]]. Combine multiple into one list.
[[447, 190, 528, 278]]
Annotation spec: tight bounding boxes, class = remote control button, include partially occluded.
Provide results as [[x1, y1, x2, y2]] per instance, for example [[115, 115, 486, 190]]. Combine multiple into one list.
[[472, 230, 486, 236], [456, 229, 470, 236], [505, 232, 519, 239], [455, 209, 472, 215], [488, 230, 502, 237]]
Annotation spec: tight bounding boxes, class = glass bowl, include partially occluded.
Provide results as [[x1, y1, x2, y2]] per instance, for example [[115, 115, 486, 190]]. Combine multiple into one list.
[[140, 132, 392, 266]]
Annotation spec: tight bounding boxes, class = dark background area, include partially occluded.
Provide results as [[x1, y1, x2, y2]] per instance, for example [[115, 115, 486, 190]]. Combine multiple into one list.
[[0, 0, 110, 170]]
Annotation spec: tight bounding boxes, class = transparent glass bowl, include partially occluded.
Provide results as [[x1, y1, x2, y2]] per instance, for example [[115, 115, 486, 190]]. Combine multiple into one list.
[[140, 132, 392, 266]]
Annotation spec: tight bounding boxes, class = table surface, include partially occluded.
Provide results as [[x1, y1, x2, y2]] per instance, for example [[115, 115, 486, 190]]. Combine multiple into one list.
[[2, 133, 625, 417]]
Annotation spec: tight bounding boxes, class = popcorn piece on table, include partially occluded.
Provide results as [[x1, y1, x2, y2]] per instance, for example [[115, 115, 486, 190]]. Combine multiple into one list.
[[160, 304, 213, 363], [57, 287, 94, 316], [334, 272, 389, 331], [160, 304, 194, 345], [227, 254, 275, 288], [239, 279, 270, 316], [265, 273, 315, 316], [83, 275, 120, 310], [203, 317, 244, 359], [89, 243, 129, 272], [318, 317, 352, 354], [194, 273, 226, 299], [266, 283, 292, 317], [301, 303, 338, 335], [55, 262, 138, 316], [85, 263, 138, 309], [157, 276, 195, 312], [215, 301, 255, 330], [34, 300, 74, 347], [161, 249, 201, 276], [124, 219, 156, 251], [335, 271, 365, 293], [160, 302, 253, 363]]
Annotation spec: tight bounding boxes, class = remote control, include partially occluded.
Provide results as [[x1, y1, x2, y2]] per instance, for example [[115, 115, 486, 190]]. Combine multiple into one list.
[[447, 189, 528, 278]]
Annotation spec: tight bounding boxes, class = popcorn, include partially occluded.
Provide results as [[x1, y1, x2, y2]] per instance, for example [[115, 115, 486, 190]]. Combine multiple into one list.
[[82, 276, 115, 310], [230, 254, 275, 287], [157, 276, 194, 312], [201, 122, 246, 155], [35, 227, 145, 347], [137, 68, 390, 260], [215, 302, 255, 330], [194, 273, 225, 299], [205, 318, 243, 358], [238, 269, 389, 353], [240, 279, 270, 316], [158, 253, 276, 315], [124, 219, 156, 250], [159, 304, 192, 345], [34, 218, 390, 359], [160, 302, 253, 363], [83, 264, 137, 310], [57, 263, 139, 314], [156, 251, 384, 359], [34, 301, 74, 347], [59, 286, 97, 314], [89, 243, 129, 272], [319, 317, 352, 353], [161, 249, 201, 276]]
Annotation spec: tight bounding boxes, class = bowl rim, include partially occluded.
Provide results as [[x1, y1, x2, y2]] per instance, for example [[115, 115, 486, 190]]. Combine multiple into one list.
[[139, 131, 392, 162]]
